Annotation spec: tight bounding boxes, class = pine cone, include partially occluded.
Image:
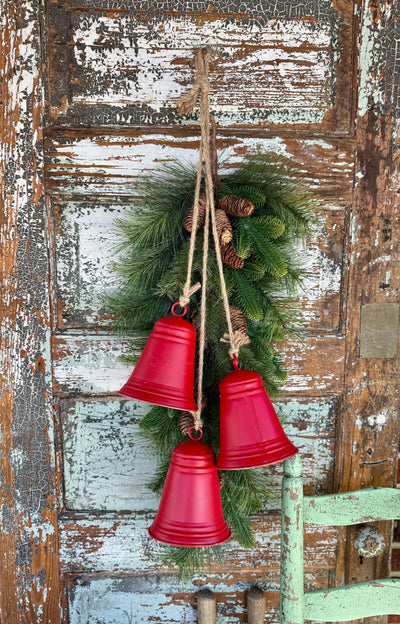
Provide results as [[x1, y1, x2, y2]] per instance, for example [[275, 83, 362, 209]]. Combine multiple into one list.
[[215, 208, 232, 244], [219, 195, 255, 217], [184, 194, 207, 232], [218, 472, 225, 489], [220, 243, 245, 269], [179, 411, 195, 436], [230, 307, 248, 336]]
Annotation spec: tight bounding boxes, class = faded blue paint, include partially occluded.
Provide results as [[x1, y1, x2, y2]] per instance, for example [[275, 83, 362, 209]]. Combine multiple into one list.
[[62, 399, 157, 512], [59, 514, 337, 574], [68, 576, 196, 624], [60, 398, 336, 512]]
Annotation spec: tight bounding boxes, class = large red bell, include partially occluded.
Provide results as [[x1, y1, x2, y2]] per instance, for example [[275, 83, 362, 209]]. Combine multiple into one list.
[[118, 310, 197, 411], [149, 440, 231, 546], [217, 368, 298, 470]]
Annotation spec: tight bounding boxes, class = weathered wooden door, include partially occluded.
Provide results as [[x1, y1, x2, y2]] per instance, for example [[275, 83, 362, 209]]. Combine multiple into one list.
[[1, 1, 400, 622]]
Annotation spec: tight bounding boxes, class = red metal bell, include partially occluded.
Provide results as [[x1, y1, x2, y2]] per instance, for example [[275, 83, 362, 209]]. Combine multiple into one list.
[[118, 315, 197, 411], [217, 369, 298, 470], [149, 440, 231, 547]]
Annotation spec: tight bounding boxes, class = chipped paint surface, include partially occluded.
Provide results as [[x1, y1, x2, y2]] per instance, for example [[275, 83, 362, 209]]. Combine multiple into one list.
[[59, 397, 336, 513], [0, 1, 61, 621], [51, 334, 344, 396], [47, 1, 353, 131], [45, 131, 355, 201], [59, 513, 337, 574], [304, 488, 400, 526], [52, 336, 135, 395], [69, 576, 197, 624], [66, 570, 333, 624], [2, 0, 398, 619], [61, 399, 159, 511], [304, 578, 400, 621]]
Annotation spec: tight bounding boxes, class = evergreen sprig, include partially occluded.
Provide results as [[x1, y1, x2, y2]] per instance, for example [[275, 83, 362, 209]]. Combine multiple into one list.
[[108, 151, 316, 577]]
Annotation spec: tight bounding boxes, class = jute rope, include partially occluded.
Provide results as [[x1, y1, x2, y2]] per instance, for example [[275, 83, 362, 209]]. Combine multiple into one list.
[[179, 143, 203, 307], [177, 48, 248, 428]]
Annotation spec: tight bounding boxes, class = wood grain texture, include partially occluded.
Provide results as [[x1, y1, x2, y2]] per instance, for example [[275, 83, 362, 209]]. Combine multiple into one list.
[[333, 0, 400, 602], [51, 333, 344, 396], [57, 397, 336, 513], [0, 1, 62, 622], [59, 512, 338, 574], [45, 1, 355, 132], [44, 129, 355, 201], [51, 198, 344, 332]]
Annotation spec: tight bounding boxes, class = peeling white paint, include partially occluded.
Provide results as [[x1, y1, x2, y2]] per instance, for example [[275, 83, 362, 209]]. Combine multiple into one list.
[[358, 2, 386, 116], [350, 215, 361, 245], [69, 14, 332, 125], [46, 132, 354, 201]]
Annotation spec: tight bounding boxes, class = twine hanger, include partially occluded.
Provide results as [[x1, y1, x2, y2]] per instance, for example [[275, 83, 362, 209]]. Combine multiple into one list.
[[176, 48, 249, 431]]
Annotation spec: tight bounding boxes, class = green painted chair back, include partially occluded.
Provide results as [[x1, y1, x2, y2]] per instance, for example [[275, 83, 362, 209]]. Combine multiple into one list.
[[280, 455, 400, 623]]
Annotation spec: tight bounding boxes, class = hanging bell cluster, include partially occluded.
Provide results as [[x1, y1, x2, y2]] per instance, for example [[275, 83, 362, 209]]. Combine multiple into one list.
[[118, 307, 297, 547], [118, 47, 297, 549]]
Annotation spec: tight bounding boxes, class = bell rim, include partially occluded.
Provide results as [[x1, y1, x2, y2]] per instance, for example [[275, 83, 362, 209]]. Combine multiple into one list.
[[148, 525, 232, 547], [216, 444, 298, 470], [118, 386, 197, 412]]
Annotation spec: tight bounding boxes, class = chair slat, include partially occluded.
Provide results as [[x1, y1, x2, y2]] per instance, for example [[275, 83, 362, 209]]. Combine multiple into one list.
[[304, 488, 400, 526], [304, 579, 400, 622]]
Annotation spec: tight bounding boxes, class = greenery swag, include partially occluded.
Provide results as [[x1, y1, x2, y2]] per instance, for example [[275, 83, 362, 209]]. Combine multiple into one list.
[[108, 151, 316, 576]]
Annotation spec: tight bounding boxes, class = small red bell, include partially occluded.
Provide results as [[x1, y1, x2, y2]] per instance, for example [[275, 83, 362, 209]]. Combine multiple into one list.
[[149, 438, 231, 547], [119, 305, 197, 411], [217, 366, 298, 470]]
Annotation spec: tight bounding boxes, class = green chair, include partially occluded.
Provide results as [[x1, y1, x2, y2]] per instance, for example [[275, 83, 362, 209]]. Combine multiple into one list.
[[280, 455, 400, 623]]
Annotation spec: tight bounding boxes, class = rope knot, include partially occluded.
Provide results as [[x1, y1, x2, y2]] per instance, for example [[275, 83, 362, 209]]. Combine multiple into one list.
[[221, 330, 251, 358], [176, 48, 211, 116], [190, 410, 204, 431], [179, 282, 201, 307]]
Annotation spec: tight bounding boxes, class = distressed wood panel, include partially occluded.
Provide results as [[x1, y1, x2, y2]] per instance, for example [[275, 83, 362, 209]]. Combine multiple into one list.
[[46, 1, 354, 132], [280, 334, 344, 394], [59, 397, 336, 512], [0, 1, 62, 622], [52, 336, 134, 395], [332, 0, 400, 600], [51, 198, 344, 331], [65, 571, 332, 624], [44, 130, 355, 201], [60, 398, 159, 512], [59, 512, 337, 574], [51, 334, 344, 396]]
